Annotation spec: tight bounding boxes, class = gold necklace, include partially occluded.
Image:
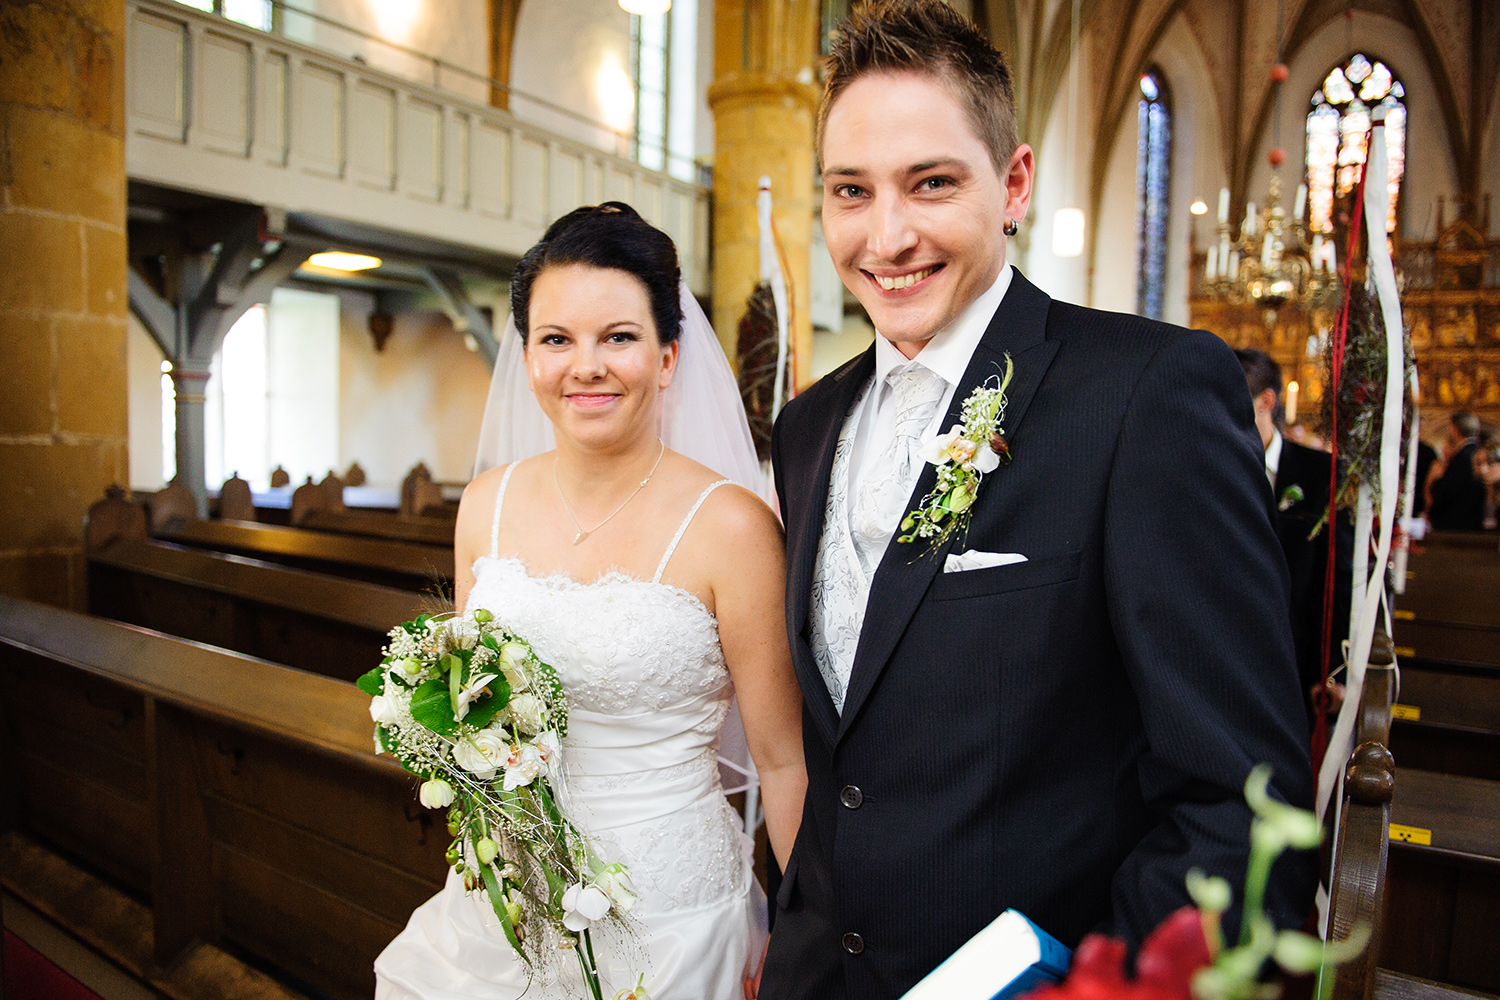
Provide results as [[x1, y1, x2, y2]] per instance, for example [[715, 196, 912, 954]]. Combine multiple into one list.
[[554, 439, 666, 545]]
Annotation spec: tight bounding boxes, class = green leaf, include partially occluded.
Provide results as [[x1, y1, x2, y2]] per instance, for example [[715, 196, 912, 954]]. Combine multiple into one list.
[[461, 675, 512, 729], [478, 857, 527, 958], [410, 678, 460, 734], [356, 666, 386, 697]]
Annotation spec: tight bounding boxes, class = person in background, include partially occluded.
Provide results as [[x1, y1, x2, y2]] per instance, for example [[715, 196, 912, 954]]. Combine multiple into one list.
[[1473, 432, 1500, 531], [1427, 410, 1485, 531], [1237, 349, 1352, 727]]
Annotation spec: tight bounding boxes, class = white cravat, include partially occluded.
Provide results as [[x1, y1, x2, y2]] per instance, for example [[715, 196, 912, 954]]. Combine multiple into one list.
[[848, 365, 947, 577]]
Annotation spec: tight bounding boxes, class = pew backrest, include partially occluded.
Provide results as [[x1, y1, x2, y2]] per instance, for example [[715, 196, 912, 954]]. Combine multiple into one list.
[[155, 518, 454, 591], [0, 595, 447, 1000]]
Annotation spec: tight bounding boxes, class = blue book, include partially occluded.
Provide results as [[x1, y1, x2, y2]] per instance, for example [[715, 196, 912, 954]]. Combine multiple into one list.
[[900, 909, 1072, 1000]]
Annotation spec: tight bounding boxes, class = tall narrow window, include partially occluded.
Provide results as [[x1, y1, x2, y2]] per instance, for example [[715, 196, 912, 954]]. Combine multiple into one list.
[[630, 1, 698, 181], [1135, 70, 1171, 320], [631, 10, 669, 172], [1305, 54, 1405, 235]]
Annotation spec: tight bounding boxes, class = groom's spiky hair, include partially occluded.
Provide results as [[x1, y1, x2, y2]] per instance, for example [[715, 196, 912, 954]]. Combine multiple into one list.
[[818, 0, 1018, 175]]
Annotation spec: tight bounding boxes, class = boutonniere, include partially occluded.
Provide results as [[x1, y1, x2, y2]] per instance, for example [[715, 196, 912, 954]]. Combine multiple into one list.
[[1277, 483, 1304, 512], [898, 354, 1014, 545]]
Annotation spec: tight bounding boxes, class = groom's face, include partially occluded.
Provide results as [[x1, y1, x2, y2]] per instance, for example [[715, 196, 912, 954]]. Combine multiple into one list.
[[822, 70, 1020, 357]]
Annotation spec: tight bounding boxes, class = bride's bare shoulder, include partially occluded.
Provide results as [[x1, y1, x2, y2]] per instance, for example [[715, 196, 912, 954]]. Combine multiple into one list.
[[455, 457, 549, 549]]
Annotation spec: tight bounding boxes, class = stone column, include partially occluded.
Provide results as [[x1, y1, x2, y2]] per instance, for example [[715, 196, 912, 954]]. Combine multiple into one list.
[[171, 361, 212, 515], [707, 0, 819, 390], [0, 0, 129, 608]]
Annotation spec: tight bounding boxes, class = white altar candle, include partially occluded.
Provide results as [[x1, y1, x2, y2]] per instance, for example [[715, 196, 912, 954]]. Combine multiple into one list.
[[1293, 184, 1307, 222], [1245, 203, 1257, 236], [1228, 250, 1241, 282], [1218, 187, 1230, 224], [1285, 381, 1299, 425], [1311, 234, 1324, 272], [1207, 245, 1218, 280], [1262, 233, 1274, 268], [1325, 241, 1337, 273]]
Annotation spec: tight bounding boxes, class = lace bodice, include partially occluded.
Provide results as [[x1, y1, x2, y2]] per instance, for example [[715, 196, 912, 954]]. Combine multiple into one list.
[[462, 465, 747, 914]]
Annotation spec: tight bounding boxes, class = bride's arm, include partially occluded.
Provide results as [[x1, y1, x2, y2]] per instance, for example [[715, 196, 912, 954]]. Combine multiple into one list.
[[704, 489, 807, 872]]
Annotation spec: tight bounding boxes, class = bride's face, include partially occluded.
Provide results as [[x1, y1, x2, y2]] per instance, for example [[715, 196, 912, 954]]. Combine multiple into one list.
[[524, 263, 678, 451]]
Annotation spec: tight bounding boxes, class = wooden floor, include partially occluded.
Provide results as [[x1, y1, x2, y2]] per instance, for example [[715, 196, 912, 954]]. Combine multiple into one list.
[[1, 833, 312, 1000]]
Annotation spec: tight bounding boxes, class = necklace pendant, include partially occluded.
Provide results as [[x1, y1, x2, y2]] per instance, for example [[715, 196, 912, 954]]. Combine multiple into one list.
[[572, 530, 589, 545]]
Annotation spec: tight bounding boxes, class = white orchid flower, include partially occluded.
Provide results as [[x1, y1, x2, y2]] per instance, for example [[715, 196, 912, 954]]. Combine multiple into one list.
[[502, 740, 545, 790], [971, 441, 1001, 473], [920, 426, 965, 465], [452, 730, 508, 780], [561, 882, 612, 932], [454, 671, 499, 720]]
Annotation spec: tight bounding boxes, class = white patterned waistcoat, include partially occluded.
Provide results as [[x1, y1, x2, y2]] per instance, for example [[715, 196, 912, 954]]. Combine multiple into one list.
[[808, 381, 876, 713]]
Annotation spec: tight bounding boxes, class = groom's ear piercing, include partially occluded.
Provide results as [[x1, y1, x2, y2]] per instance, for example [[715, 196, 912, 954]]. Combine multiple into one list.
[[1003, 218, 1020, 237]]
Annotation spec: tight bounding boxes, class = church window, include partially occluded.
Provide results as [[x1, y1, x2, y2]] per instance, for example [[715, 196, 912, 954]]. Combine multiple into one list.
[[174, 0, 273, 32], [1135, 70, 1171, 320], [630, 0, 698, 182], [1305, 54, 1405, 235]]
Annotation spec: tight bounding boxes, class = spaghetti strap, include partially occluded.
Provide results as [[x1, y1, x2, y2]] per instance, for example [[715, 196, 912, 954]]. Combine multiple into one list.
[[490, 463, 517, 558], [653, 480, 732, 584]]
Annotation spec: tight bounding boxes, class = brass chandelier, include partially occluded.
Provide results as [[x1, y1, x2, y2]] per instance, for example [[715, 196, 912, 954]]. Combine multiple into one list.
[[1203, 0, 1340, 316]]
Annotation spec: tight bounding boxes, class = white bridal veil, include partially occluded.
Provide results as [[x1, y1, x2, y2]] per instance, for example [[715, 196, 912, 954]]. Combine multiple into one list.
[[472, 281, 766, 817]]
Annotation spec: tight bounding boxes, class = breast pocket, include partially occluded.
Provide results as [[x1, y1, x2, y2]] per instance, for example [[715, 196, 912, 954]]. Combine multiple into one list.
[[928, 549, 1082, 601]]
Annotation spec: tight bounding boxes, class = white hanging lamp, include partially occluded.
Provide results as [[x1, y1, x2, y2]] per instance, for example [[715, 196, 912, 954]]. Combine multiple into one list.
[[619, 0, 670, 14]]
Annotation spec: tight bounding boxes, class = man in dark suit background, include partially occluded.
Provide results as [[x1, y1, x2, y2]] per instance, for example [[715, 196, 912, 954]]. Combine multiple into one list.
[[1427, 411, 1486, 530], [1237, 349, 1352, 726], [755, 4, 1316, 998]]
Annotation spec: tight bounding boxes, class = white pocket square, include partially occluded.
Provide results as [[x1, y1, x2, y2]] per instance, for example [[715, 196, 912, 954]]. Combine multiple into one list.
[[942, 550, 1028, 573]]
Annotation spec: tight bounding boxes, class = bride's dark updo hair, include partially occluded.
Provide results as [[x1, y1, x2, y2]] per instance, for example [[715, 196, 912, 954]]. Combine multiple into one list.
[[509, 202, 684, 345]]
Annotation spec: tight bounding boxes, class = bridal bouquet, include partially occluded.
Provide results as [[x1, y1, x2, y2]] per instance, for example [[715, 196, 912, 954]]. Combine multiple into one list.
[[362, 610, 637, 1000]]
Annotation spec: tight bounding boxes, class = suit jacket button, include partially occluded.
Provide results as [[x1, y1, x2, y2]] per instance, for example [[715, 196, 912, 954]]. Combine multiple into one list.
[[840, 784, 863, 809], [842, 932, 864, 954]]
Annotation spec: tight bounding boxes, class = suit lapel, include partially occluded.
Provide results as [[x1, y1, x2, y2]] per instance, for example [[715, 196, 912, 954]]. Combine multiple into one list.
[[788, 349, 874, 748], [835, 271, 1057, 742]]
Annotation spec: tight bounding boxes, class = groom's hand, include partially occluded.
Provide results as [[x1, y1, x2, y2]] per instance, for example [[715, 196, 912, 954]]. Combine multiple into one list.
[[744, 940, 769, 999]]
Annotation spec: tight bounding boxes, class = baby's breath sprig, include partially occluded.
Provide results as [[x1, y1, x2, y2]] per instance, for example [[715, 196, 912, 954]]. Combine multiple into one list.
[[898, 354, 1015, 547]]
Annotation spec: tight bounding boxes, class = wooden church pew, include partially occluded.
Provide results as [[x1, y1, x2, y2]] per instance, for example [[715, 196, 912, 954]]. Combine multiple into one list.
[[155, 518, 455, 593], [0, 595, 447, 1000], [1382, 767, 1500, 994], [1387, 668, 1500, 782], [1388, 535, 1500, 782], [87, 538, 446, 682], [297, 507, 456, 547]]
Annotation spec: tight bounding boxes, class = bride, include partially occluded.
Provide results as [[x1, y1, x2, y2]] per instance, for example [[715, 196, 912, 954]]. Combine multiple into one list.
[[374, 203, 806, 1000]]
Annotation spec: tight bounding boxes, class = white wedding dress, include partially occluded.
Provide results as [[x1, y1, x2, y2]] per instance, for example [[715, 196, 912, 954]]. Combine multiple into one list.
[[375, 467, 766, 1000]]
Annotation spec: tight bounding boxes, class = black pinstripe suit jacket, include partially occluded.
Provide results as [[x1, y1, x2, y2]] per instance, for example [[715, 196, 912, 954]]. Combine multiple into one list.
[[760, 270, 1317, 1000]]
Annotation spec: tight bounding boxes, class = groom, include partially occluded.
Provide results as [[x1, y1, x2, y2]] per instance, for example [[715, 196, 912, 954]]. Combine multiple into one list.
[[760, 2, 1316, 997]]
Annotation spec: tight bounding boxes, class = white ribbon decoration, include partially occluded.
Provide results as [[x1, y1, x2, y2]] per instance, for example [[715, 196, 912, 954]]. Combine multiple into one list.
[[1315, 109, 1409, 936]]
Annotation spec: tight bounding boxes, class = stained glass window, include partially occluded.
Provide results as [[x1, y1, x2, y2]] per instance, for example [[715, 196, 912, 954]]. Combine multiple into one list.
[[1305, 54, 1405, 234], [1135, 71, 1171, 320]]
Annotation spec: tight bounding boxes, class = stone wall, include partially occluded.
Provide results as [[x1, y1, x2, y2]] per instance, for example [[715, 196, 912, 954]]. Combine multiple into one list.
[[0, 0, 129, 607]]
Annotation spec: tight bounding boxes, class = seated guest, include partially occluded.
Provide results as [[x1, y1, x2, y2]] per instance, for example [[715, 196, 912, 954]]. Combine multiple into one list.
[[1237, 349, 1352, 726], [1474, 433, 1500, 531], [1428, 411, 1486, 531]]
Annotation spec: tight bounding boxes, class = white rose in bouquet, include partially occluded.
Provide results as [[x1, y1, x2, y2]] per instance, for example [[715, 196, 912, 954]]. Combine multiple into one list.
[[452, 730, 509, 780]]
